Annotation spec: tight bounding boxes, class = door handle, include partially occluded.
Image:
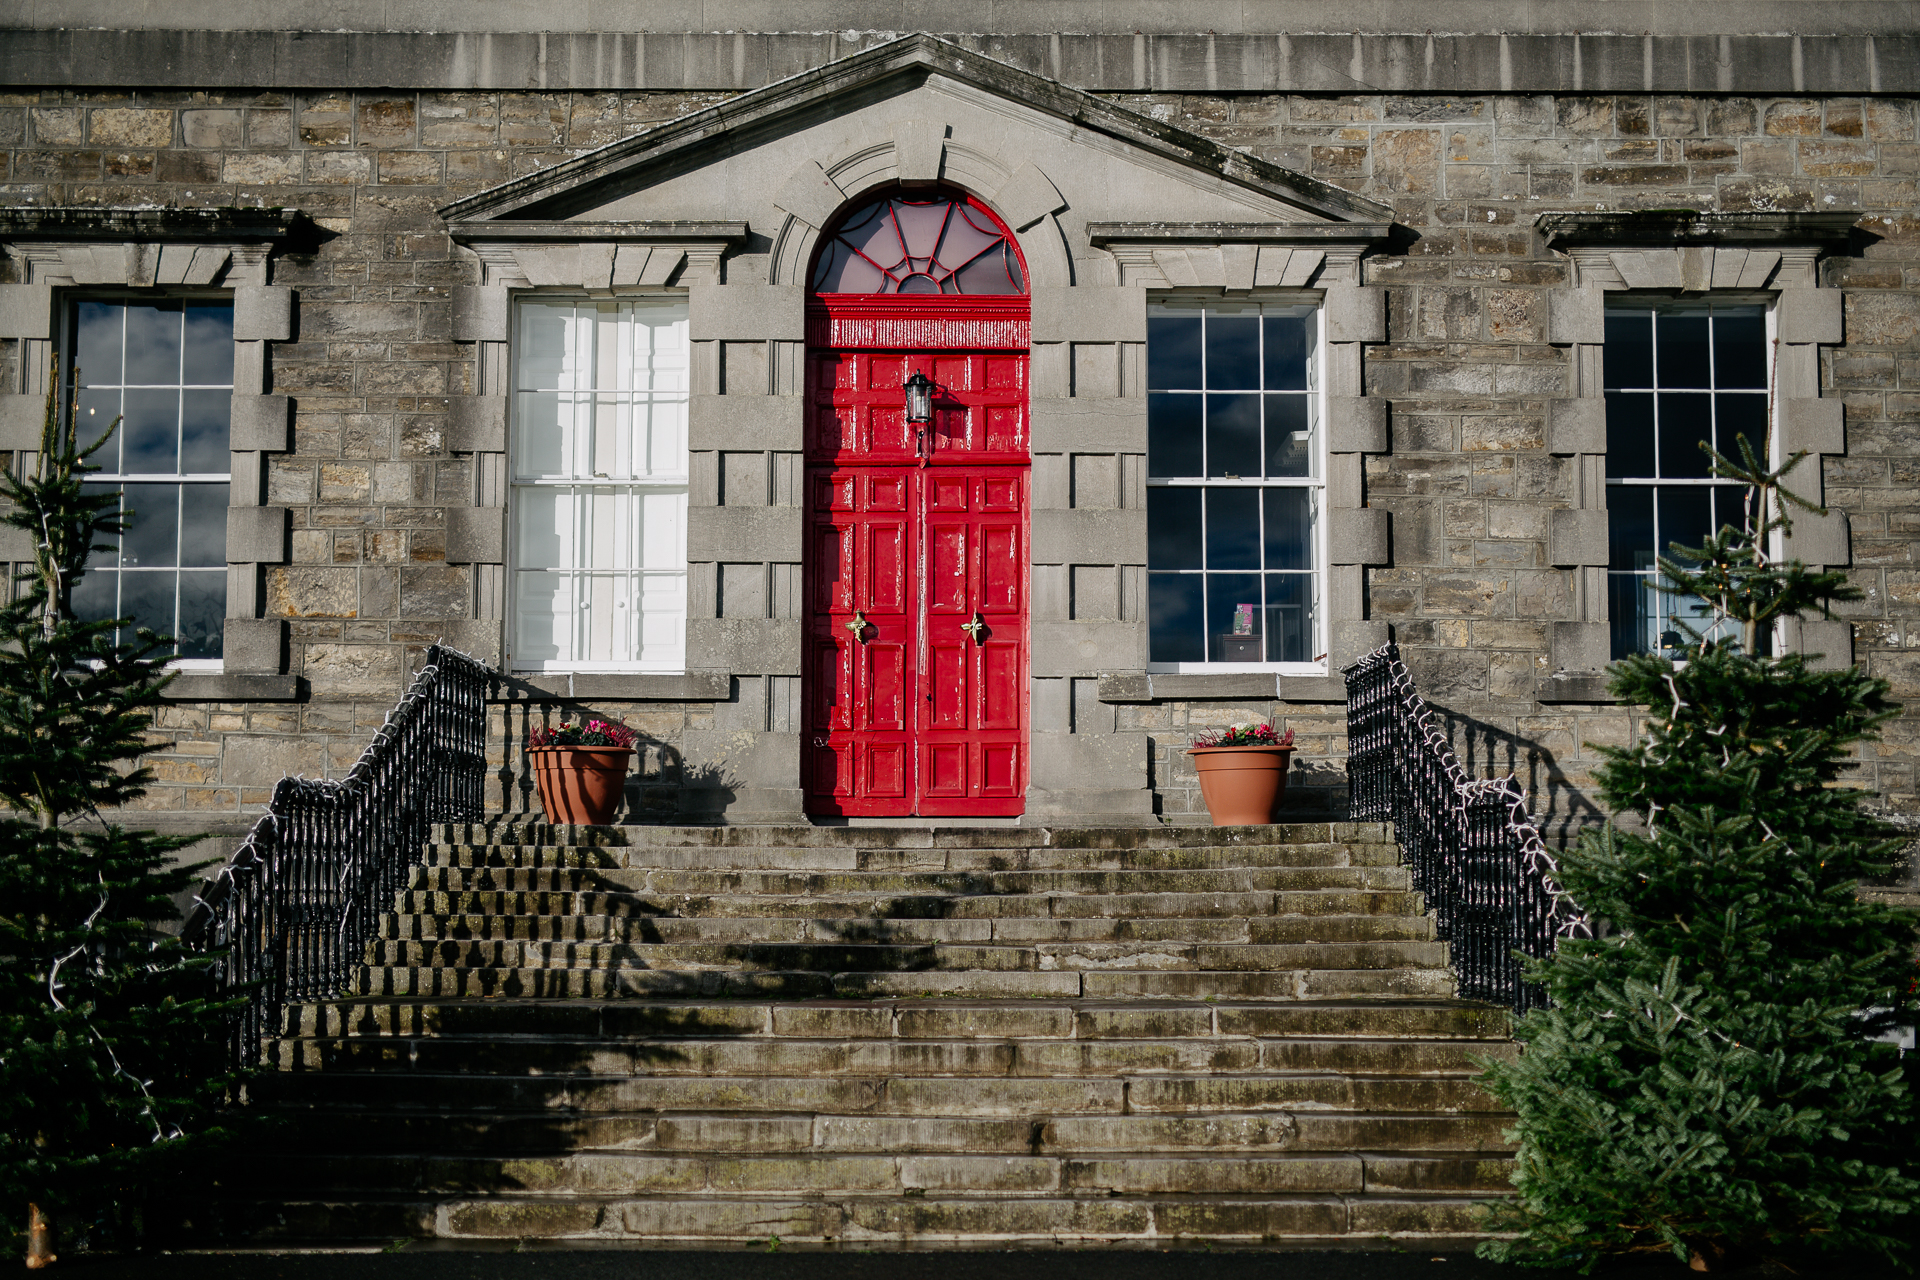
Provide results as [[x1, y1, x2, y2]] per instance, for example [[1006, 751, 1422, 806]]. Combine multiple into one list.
[[845, 611, 870, 641], [960, 612, 987, 642]]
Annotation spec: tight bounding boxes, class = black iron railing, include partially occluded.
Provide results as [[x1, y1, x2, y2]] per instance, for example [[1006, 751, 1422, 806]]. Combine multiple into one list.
[[1344, 643, 1591, 1015], [183, 644, 493, 1066]]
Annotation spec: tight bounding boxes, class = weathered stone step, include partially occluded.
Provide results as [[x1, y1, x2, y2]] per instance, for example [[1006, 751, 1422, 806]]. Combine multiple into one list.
[[177, 1189, 1482, 1247], [405, 865, 1413, 896], [245, 1148, 1515, 1198], [283, 997, 1508, 1045], [422, 842, 1402, 873], [393, 888, 1429, 921], [377, 911, 1436, 946], [345, 965, 1455, 1002], [262, 1029, 1506, 1096], [432, 822, 1395, 851], [257, 1105, 1515, 1160], [360, 938, 1452, 974]]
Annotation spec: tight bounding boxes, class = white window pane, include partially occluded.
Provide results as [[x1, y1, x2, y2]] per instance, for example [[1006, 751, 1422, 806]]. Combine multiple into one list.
[[640, 489, 687, 571], [645, 399, 688, 477], [514, 392, 567, 478], [513, 571, 571, 662], [514, 486, 569, 567], [516, 301, 575, 390], [511, 296, 688, 671], [639, 572, 686, 666]]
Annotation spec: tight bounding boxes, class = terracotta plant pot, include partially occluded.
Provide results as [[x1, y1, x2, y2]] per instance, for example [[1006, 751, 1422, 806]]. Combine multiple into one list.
[[528, 745, 632, 825], [1188, 745, 1295, 825]]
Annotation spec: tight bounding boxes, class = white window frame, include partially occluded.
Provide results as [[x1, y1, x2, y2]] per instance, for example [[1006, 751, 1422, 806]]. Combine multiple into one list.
[[506, 292, 690, 675], [61, 289, 234, 673], [1144, 292, 1329, 675], [1603, 293, 1777, 659]]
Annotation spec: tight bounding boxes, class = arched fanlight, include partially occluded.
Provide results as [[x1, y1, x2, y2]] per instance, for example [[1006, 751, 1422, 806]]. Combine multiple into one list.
[[904, 370, 935, 424]]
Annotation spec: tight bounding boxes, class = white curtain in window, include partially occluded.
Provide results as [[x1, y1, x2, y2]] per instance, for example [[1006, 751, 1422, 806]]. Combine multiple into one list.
[[511, 299, 688, 671]]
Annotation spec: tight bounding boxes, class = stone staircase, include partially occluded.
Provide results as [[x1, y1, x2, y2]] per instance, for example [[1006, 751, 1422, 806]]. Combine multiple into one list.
[[200, 821, 1518, 1249]]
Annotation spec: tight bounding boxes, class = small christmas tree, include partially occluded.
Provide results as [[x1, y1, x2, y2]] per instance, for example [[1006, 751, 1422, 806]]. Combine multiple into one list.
[[1478, 435, 1919, 1271], [0, 366, 239, 1266]]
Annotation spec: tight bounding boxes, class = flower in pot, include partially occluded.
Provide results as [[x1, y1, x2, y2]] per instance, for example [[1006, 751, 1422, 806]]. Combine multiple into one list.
[[1186, 721, 1296, 826], [527, 718, 639, 826]]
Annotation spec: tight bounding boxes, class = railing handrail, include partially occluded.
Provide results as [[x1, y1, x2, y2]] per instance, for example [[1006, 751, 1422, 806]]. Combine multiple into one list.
[[1343, 643, 1590, 1015], [183, 643, 494, 1067]]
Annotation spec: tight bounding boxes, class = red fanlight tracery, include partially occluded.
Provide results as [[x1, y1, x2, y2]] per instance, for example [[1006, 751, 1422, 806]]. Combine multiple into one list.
[[811, 188, 1026, 296]]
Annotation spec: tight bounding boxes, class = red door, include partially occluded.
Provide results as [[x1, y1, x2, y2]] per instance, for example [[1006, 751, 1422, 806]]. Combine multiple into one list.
[[804, 349, 1029, 817]]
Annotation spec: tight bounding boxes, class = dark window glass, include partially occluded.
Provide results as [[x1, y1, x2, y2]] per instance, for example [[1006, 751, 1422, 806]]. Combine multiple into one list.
[[1607, 302, 1769, 659], [1605, 393, 1654, 480], [1716, 393, 1768, 469], [1147, 487, 1202, 570], [1263, 488, 1313, 572], [1147, 395, 1204, 479], [1148, 575, 1205, 663], [1605, 310, 1653, 389], [1147, 314, 1203, 391], [1147, 299, 1321, 665], [1608, 486, 1653, 571], [1206, 573, 1261, 661], [1263, 314, 1313, 391], [1205, 394, 1261, 478], [1713, 309, 1767, 389], [1205, 488, 1261, 570], [1204, 313, 1260, 390], [65, 297, 233, 659], [1265, 394, 1311, 478], [1657, 392, 1714, 479], [1657, 312, 1711, 389]]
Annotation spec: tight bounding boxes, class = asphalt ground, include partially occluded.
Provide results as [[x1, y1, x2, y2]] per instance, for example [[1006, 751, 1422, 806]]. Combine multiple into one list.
[[40, 1247, 1860, 1280]]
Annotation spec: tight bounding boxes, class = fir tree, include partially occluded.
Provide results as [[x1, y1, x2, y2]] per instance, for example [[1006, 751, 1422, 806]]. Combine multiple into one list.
[[0, 365, 240, 1265], [1477, 434, 1920, 1271]]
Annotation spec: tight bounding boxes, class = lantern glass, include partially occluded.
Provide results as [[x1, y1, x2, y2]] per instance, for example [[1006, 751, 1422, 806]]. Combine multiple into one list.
[[904, 371, 934, 424]]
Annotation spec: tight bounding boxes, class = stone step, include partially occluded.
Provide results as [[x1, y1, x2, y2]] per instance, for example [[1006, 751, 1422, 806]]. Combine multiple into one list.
[[404, 865, 1413, 896], [263, 1032, 1507, 1098], [258, 1104, 1516, 1161], [359, 939, 1453, 974], [250, 1067, 1517, 1121], [281, 998, 1509, 1046], [175, 1190, 1484, 1247], [344, 965, 1455, 1002], [376, 912, 1436, 945], [431, 822, 1395, 851], [392, 888, 1429, 921], [421, 842, 1403, 873], [241, 1148, 1515, 1198]]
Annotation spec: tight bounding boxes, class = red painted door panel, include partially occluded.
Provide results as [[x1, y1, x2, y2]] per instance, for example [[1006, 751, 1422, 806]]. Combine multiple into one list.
[[803, 348, 1029, 818]]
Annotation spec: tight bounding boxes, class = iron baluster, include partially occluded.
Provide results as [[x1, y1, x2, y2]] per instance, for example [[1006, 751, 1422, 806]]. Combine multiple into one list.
[[181, 645, 496, 1068], [1342, 643, 1591, 1017]]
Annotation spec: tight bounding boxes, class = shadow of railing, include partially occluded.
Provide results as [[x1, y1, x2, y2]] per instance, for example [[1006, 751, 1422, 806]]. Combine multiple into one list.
[[1427, 704, 1606, 851]]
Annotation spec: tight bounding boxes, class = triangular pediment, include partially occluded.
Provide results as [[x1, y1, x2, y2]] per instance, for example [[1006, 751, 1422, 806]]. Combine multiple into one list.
[[440, 34, 1390, 285]]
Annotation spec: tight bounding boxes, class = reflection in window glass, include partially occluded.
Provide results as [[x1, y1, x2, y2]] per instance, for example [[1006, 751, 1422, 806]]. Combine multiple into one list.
[[1146, 299, 1322, 667], [512, 299, 690, 672], [1605, 302, 1767, 657], [68, 298, 232, 661]]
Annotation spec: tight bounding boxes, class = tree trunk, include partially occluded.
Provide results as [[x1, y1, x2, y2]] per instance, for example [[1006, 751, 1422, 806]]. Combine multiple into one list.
[[25, 1203, 55, 1269]]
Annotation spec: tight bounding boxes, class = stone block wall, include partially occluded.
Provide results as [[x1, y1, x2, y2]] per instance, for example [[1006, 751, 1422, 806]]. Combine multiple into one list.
[[2, 82, 1918, 835]]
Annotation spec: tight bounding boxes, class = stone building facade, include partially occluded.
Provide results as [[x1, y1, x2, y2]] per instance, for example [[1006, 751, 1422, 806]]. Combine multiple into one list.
[[1, 5, 1917, 849]]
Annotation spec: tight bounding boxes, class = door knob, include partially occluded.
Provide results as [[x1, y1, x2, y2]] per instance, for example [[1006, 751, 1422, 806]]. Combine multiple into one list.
[[960, 612, 986, 641], [845, 611, 870, 641]]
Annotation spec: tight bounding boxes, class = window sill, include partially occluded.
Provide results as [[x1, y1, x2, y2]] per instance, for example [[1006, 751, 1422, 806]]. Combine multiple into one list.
[[160, 673, 303, 702], [1099, 673, 1346, 704], [499, 671, 731, 701]]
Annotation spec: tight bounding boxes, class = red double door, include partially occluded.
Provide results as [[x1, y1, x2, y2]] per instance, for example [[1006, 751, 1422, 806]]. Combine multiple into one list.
[[803, 349, 1030, 817]]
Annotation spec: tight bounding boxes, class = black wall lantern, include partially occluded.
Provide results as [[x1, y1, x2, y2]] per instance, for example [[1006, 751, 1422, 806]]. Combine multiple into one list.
[[904, 369, 935, 424]]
